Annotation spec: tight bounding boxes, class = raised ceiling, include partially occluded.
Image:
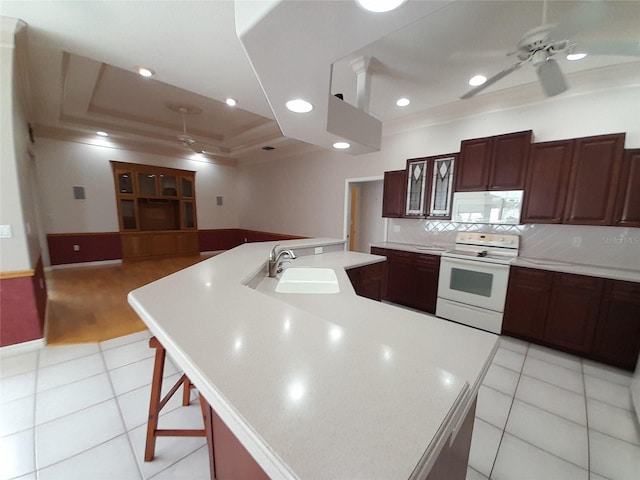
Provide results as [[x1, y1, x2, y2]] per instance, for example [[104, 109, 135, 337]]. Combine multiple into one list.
[[2, 1, 639, 163]]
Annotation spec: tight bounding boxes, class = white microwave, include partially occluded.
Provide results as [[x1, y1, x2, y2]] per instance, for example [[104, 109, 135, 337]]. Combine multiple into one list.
[[451, 190, 523, 224]]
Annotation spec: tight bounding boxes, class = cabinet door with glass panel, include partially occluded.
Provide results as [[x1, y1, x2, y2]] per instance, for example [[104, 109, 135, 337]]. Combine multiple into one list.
[[114, 167, 138, 231], [111, 161, 197, 232], [404, 153, 456, 219]]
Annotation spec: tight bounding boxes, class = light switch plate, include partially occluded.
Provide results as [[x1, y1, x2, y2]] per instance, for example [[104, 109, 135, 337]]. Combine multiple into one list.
[[0, 225, 12, 238]]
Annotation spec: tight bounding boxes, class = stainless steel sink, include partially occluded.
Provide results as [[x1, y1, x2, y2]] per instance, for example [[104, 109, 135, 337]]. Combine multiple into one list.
[[275, 267, 340, 294]]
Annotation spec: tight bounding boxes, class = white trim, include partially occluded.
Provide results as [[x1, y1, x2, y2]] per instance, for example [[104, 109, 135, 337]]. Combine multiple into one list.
[[343, 176, 387, 250], [0, 338, 46, 358], [45, 259, 122, 271]]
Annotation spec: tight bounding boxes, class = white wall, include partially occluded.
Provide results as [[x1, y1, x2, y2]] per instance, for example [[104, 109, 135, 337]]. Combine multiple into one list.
[[0, 18, 41, 272], [35, 138, 240, 234], [237, 84, 640, 239]]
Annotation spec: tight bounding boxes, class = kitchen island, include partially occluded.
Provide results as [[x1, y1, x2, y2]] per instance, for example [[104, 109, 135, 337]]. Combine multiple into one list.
[[128, 238, 498, 480]]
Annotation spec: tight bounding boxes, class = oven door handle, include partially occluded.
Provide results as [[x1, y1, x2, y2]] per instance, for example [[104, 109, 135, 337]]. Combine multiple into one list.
[[440, 256, 510, 271]]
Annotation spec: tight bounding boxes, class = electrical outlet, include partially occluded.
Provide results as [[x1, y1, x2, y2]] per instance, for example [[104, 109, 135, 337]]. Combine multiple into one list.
[[572, 237, 582, 248], [314, 246, 323, 254], [73, 244, 80, 252]]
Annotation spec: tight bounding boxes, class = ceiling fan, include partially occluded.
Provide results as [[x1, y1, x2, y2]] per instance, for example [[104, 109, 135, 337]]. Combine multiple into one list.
[[173, 105, 218, 156], [461, 0, 640, 99]]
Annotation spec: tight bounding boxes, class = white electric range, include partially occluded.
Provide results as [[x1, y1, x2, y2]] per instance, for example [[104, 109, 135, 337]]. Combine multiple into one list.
[[436, 232, 520, 334]]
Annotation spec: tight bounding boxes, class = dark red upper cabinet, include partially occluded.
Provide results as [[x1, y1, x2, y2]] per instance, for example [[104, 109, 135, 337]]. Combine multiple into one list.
[[614, 149, 640, 227], [455, 131, 532, 191], [455, 137, 492, 191], [382, 170, 406, 218], [563, 133, 625, 225], [521, 139, 574, 224]]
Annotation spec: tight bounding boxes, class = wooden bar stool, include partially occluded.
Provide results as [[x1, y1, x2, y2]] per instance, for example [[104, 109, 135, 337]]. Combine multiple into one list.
[[145, 337, 216, 479]]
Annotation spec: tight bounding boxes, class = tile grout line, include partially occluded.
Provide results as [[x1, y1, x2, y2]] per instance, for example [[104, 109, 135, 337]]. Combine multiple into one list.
[[581, 359, 592, 479], [98, 341, 145, 480], [487, 342, 529, 479], [33, 348, 41, 480]]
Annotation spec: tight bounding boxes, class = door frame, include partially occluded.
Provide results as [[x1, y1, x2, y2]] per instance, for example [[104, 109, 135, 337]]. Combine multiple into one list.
[[343, 176, 386, 251]]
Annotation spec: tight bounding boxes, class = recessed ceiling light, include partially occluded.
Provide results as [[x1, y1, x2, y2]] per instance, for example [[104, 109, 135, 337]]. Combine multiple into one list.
[[469, 75, 487, 87], [96, 131, 109, 137], [136, 66, 155, 77], [225, 98, 237, 107], [567, 52, 587, 61], [286, 99, 313, 113], [357, 0, 407, 13], [396, 97, 410, 107], [333, 141, 350, 149]]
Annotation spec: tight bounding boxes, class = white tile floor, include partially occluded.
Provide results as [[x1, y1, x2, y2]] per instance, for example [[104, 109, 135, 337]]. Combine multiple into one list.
[[1, 332, 639, 480]]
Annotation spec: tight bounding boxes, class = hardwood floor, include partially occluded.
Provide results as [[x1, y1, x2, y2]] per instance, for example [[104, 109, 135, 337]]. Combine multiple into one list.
[[45, 254, 214, 345]]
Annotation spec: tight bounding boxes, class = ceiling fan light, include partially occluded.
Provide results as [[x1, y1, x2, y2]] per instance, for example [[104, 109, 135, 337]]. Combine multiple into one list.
[[396, 97, 410, 107], [566, 52, 587, 61], [286, 99, 314, 113], [136, 66, 155, 77], [469, 75, 487, 87], [356, 0, 407, 13]]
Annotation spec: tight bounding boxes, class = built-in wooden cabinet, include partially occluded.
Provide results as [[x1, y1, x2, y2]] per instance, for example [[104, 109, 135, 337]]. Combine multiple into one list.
[[544, 273, 604, 354], [346, 261, 386, 301], [502, 267, 553, 340], [382, 170, 406, 218], [614, 149, 640, 227], [111, 161, 198, 259], [592, 280, 640, 370], [503, 266, 639, 370], [521, 140, 574, 224], [563, 133, 625, 225], [371, 247, 440, 314], [455, 130, 531, 191], [383, 154, 456, 219]]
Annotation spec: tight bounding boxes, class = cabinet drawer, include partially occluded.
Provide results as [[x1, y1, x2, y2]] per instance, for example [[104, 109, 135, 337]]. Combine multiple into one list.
[[510, 266, 553, 287], [370, 247, 388, 257], [554, 273, 603, 290], [359, 261, 385, 277], [608, 280, 640, 300], [415, 254, 440, 267]]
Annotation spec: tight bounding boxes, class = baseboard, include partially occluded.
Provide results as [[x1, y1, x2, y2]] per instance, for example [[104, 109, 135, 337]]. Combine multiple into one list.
[[0, 338, 46, 357], [46, 259, 123, 271]]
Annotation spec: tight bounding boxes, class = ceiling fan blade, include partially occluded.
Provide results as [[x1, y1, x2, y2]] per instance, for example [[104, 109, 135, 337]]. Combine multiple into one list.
[[460, 62, 523, 99], [576, 41, 640, 57], [536, 59, 568, 97]]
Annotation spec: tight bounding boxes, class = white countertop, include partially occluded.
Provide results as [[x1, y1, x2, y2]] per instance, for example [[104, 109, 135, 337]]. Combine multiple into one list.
[[371, 241, 640, 283], [128, 238, 498, 480]]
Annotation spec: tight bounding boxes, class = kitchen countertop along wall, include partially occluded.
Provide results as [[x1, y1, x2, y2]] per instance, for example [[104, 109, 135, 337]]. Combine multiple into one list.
[[370, 241, 640, 283], [128, 238, 498, 480]]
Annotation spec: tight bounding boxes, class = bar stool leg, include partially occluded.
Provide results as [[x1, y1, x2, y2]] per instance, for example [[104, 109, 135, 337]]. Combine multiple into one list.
[[145, 336, 167, 462]]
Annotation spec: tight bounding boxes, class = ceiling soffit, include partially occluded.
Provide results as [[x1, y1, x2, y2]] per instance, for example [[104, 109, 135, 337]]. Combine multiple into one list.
[[53, 52, 285, 159]]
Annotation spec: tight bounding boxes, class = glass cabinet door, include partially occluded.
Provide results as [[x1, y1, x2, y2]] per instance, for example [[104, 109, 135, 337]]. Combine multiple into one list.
[[117, 171, 134, 194], [120, 199, 137, 230], [138, 173, 157, 196], [182, 201, 195, 229], [160, 175, 178, 197], [429, 156, 455, 217], [405, 159, 428, 216], [181, 176, 194, 198]]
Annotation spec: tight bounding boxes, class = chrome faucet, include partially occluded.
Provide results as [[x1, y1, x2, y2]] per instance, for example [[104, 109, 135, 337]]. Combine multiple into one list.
[[268, 244, 297, 277]]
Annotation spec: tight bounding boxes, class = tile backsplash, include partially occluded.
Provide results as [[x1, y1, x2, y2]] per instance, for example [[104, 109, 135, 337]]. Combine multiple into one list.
[[387, 218, 640, 271]]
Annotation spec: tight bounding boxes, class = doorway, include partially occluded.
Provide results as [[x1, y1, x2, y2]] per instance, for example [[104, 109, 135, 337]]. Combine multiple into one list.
[[344, 177, 386, 253]]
